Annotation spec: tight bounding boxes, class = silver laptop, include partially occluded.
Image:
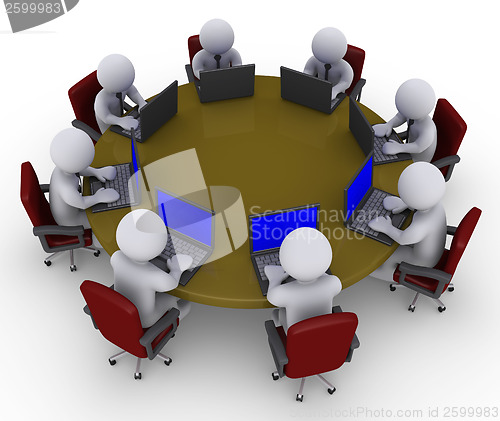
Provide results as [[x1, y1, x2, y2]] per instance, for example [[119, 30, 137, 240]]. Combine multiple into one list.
[[343, 153, 411, 245], [280, 66, 346, 114], [195, 64, 255, 103], [150, 188, 215, 286], [111, 80, 178, 142], [90, 129, 142, 212], [248, 204, 321, 295]]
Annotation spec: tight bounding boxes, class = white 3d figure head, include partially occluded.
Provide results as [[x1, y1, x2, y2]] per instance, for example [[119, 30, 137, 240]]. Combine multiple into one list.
[[199, 18, 235, 55], [50, 128, 94, 174], [279, 227, 332, 283], [97, 54, 136, 93], [398, 162, 445, 211], [116, 209, 168, 263], [311, 27, 348, 64], [395, 79, 436, 120]]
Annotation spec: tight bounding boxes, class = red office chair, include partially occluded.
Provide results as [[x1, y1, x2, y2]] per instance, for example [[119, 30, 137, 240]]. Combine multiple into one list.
[[265, 306, 359, 402], [80, 280, 179, 380], [431, 98, 467, 182], [185, 34, 203, 83], [390, 207, 481, 312], [343, 44, 366, 101], [20, 161, 100, 272]]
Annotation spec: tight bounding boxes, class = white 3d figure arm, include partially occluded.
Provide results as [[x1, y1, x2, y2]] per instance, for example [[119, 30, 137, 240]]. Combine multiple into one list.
[[331, 60, 354, 99], [383, 196, 408, 214], [303, 56, 318, 76], [95, 94, 138, 131], [80, 166, 116, 182], [126, 85, 148, 110], [383, 118, 436, 158], [368, 215, 427, 246], [59, 181, 118, 210], [265, 265, 290, 291], [227, 48, 242, 67], [373, 112, 406, 138]]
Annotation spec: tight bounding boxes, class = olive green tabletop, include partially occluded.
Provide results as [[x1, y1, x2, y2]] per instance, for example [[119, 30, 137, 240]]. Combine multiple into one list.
[[85, 75, 410, 309]]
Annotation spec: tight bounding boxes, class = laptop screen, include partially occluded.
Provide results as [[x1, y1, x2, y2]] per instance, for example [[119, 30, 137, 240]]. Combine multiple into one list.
[[345, 155, 373, 222], [250, 205, 319, 253], [131, 137, 141, 190], [156, 189, 213, 247], [349, 97, 373, 157]]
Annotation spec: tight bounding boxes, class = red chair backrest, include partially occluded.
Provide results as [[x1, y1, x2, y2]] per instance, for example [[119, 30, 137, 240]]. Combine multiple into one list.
[[285, 312, 358, 379], [20, 161, 56, 228], [68, 71, 102, 134], [188, 35, 203, 66], [432, 98, 467, 173], [80, 280, 148, 359], [343, 45, 365, 97], [443, 207, 481, 276]]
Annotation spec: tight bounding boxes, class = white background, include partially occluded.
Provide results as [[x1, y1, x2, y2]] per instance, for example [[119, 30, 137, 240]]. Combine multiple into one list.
[[1, 1, 498, 420]]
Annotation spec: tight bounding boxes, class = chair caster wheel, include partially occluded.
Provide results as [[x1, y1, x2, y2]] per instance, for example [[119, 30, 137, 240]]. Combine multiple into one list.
[[164, 358, 172, 366], [94, 250, 100, 257], [109, 359, 116, 366], [389, 284, 397, 292], [44, 260, 52, 267], [328, 387, 336, 395], [438, 306, 446, 313], [448, 286, 454, 292], [134, 373, 142, 380], [296, 394, 303, 402], [272, 372, 279, 381], [70, 265, 77, 272], [408, 305, 415, 312]]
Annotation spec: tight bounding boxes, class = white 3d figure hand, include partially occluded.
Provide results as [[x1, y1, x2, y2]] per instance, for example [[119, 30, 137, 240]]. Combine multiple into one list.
[[167, 254, 194, 273], [382, 139, 401, 155], [368, 215, 393, 233], [383, 196, 407, 214], [373, 123, 392, 138], [94, 187, 120, 203], [120, 116, 139, 131], [95, 166, 117, 182]]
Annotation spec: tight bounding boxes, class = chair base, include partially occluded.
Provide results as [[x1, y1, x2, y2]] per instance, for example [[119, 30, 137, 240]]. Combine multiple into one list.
[[44, 247, 100, 272], [108, 349, 172, 380], [272, 371, 336, 402], [389, 284, 447, 313]]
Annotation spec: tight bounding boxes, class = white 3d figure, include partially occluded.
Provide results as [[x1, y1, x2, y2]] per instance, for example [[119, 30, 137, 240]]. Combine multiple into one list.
[[49, 128, 119, 231], [368, 162, 446, 282], [111, 209, 193, 328], [192, 18, 242, 79], [264, 227, 342, 332], [303, 27, 354, 100], [94, 54, 147, 134], [373, 79, 437, 162]]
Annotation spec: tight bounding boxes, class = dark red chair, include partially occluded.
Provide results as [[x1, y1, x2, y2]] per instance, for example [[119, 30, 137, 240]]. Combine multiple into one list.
[[20, 161, 99, 272], [81, 280, 179, 380], [431, 98, 467, 182], [343, 44, 366, 101], [265, 306, 359, 402], [185, 34, 203, 83], [390, 207, 481, 312]]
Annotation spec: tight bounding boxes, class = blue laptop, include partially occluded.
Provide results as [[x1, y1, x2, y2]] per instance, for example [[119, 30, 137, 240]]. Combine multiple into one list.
[[248, 204, 320, 295]]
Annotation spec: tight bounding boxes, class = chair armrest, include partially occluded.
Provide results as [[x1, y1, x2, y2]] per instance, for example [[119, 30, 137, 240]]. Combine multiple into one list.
[[432, 155, 460, 182], [349, 78, 366, 102], [71, 119, 101, 143], [33, 224, 86, 253], [332, 305, 343, 313], [398, 261, 452, 299], [140, 307, 180, 360], [40, 184, 50, 194], [265, 320, 288, 378], [447, 225, 457, 236], [185, 64, 196, 83]]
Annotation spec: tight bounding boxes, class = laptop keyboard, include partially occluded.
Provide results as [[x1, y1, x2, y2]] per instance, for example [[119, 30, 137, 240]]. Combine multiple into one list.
[[254, 252, 281, 281], [121, 123, 142, 141], [160, 234, 209, 272], [104, 164, 135, 208], [350, 189, 391, 237], [373, 136, 402, 163]]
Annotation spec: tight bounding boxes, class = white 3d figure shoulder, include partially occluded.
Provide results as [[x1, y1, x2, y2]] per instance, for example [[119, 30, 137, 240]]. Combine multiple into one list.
[[192, 18, 242, 79], [303, 27, 354, 100], [368, 162, 447, 282], [94, 54, 147, 134], [111, 209, 193, 328], [49, 127, 119, 229], [373, 79, 437, 162], [264, 227, 342, 332]]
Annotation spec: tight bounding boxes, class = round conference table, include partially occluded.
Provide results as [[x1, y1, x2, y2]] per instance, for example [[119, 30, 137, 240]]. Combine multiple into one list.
[[85, 75, 410, 309]]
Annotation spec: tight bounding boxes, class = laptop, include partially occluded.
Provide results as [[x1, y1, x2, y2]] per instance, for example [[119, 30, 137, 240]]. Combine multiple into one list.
[[195, 64, 255, 103], [280, 66, 346, 114], [90, 128, 142, 213], [110, 80, 178, 142], [343, 153, 411, 245], [349, 97, 412, 165], [248, 204, 320, 295], [150, 188, 215, 286]]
